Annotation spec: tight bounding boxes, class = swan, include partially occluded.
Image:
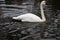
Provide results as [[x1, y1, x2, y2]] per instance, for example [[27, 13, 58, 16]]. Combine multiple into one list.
[[12, 1, 46, 22]]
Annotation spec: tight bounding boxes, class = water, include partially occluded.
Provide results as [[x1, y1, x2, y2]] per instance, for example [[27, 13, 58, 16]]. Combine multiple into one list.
[[0, 0, 59, 40]]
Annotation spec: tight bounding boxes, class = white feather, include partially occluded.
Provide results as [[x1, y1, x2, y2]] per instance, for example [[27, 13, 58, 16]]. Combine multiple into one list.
[[12, 1, 46, 22]]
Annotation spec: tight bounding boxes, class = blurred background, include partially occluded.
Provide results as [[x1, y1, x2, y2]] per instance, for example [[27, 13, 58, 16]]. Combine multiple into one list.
[[0, 0, 60, 40]]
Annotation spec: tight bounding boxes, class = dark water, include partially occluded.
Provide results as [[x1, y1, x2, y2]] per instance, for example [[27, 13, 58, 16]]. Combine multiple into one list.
[[0, 0, 60, 40]]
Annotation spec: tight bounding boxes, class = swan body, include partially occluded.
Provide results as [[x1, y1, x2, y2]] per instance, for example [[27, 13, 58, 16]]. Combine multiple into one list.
[[12, 1, 46, 22], [13, 13, 43, 22]]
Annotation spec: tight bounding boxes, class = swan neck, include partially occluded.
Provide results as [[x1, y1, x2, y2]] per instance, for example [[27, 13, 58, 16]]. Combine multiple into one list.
[[40, 1, 46, 21]]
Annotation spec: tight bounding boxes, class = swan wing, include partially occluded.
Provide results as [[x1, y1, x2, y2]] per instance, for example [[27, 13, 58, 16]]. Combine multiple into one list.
[[19, 13, 42, 22]]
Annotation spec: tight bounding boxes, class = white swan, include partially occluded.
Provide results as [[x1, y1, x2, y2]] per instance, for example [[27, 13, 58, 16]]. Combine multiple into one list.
[[12, 1, 46, 22]]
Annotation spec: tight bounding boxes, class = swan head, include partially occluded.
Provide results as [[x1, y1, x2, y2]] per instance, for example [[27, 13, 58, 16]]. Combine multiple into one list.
[[41, 0, 46, 5]]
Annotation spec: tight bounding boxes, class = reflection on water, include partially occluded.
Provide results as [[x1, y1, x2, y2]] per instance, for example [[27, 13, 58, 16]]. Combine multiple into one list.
[[21, 22, 40, 27]]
